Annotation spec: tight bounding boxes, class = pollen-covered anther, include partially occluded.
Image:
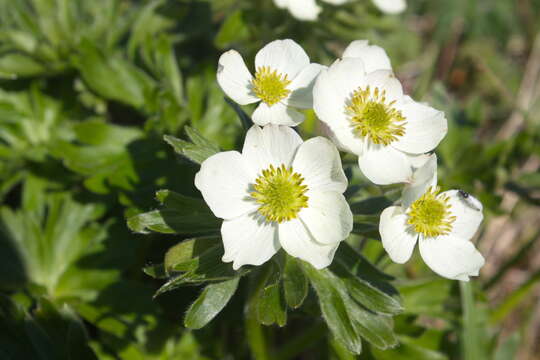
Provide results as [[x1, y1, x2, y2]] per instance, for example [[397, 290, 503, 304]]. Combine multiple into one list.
[[346, 85, 406, 145], [407, 186, 456, 237], [251, 66, 292, 106], [251, 164, 309, 223]]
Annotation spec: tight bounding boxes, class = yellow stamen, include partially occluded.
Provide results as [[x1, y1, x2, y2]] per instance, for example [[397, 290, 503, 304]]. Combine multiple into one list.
[[251, 66, 291, 106], [407, 186, 456, 237], [346, 86, 406, 145], [251, 164, 309, 223]]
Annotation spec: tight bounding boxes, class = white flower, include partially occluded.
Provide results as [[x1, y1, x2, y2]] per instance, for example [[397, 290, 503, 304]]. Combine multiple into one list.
[[217, 39, 325, 127], [195, 124, 353, 270], [273, 0, 405, 21], [273, 0, 321, 21], [313, 55, 447, 185], [342, 40, 392, 73], [371, 0, 406, 14], [379, 162, 485, 281]]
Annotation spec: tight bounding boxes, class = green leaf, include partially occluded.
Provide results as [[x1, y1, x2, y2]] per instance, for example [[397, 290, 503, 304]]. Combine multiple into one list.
[[0, 295, 97, 360], [0, 177, 116, 300], [154, 238, 248, 296], [164, 237, 218, 273], [214, 10, 249, 48], [303, 263, 398, 355], [334, 244, 401, 316], [251, 262, 287, 327], [0, 53, 47, 78], [74, 40, 156, 108], [127, 189, 220, 235], [399, 278, 452, 315], [283, 255, 308, 309], [142, 263, 167, 279], [303, 264, 363, 355], [332, 260, 403, 316], [371, 335, 448, 360], [184, 277, 240, 329], [164, 126, 220, 164]]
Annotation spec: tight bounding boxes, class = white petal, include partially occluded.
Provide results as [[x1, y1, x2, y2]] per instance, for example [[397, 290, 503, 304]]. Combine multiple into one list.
[[255, 39, 310, 79], [329, 123, 366, 154], [300, 191, 353, 245], [313, 58, 367, 154], [287, 0, 321, 20], [292, 137, 348, 193], [392, 99, 447, 154], [313, 58, 366, 124], [242, 124, 303, 177], [323, 0, 349, 4], [358, 144, 413, 185], [274, 0, 289, 8], [222, 213, 280, 270], [362, 70, 403, 103], [342, 40, 392, 73], [216, 50, 258, 105], [372, 0, 406, 14], [402, 153, 437, 208], [252, 102, 304, 126], [419, 235, 485, 281], [286, 63, 326, 109], [379, 206, 418, 263], [407, 152, 432, 168], [443, 190, 484, 240], [195, 151, 257, 220], [318, 121, 355, 153], [279, 218, 340, 269]]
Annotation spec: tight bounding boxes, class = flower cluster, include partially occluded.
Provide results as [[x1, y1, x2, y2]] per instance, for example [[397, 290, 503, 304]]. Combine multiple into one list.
[[199, 39, 485, 280], [274, 0, 407, 21]]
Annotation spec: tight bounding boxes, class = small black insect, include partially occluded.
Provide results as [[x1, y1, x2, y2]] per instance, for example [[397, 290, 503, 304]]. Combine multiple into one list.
[[457, 190, 482, 211]]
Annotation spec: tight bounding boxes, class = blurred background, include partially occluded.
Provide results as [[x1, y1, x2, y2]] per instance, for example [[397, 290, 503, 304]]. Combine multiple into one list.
[[0, 0, 539, 359]]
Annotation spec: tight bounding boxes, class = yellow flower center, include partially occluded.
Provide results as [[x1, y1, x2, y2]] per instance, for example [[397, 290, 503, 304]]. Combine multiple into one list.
[[251, 66, 291, 106], [346, 86, 406, 145], [407, 187, 456, 238], [251, 164, 309, 223]]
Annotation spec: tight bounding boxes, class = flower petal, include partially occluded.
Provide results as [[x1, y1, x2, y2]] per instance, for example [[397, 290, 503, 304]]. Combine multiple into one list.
[[274, 0, 289, 7], [222, 212, 280, 270], [419, 235, 485, 281], [217, 50, 258, 105], [313, 58, 367, 154], [371, 0, 406, 14], [358, 144, 413, 185], [242, 124, 303, 177], [379, 206, 418, 263], [279, 218, 340, 269], [323, 0, 349, 4], [255, 39, 310, 79], [252, 102, 304, 126], [292, 137, 348, 193], [443, 190, 484, 240], [299, 191, 353, 245], [286, 63, 326, 109], [362, 70, 403, 103], [392, 99, 448, 154], [195, 151, 257, 220], [313, 58, 366, 125], [402, 153, 438, 208], [287, 0, 321, 20], [342, 40, 392, 73]]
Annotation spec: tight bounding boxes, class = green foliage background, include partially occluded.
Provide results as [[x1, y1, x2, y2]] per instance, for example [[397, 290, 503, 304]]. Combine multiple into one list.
[[1, 0, 539, 359]]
